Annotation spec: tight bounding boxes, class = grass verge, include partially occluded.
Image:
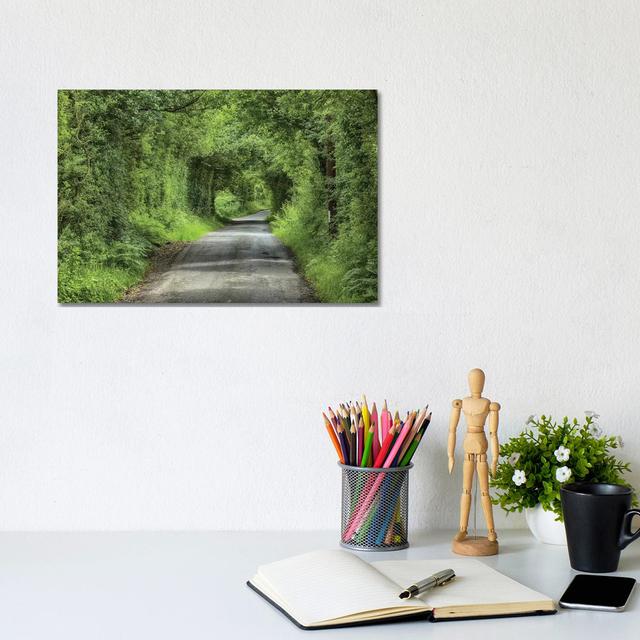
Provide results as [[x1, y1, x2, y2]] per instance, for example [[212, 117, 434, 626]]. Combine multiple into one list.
[[58, 210, 223, 303]]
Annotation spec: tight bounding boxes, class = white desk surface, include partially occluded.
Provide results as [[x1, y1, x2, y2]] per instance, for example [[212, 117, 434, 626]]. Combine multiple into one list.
[[0, 529, 637, 639]]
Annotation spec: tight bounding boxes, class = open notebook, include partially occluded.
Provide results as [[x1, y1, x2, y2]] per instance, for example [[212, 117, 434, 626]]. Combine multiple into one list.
[[248, 550, 555, 629]]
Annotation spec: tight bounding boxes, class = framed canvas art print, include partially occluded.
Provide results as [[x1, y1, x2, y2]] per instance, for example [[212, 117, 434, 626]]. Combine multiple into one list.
[[57, 90, 378, 304]]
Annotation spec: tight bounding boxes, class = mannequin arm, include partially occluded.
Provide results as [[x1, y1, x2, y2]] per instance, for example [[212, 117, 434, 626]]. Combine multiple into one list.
[[448, 400, 462, 473], [489, 402, 500, 477]]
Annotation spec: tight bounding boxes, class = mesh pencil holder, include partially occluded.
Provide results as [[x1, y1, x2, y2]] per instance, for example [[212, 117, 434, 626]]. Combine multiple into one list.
[[339, 463, 413, 552]]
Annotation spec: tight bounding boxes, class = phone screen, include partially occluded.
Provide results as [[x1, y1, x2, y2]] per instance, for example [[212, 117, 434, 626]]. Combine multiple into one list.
[[560, 575, 636, 610]]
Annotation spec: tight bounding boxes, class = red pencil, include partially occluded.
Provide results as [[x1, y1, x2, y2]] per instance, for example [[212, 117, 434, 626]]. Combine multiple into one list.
[[373, 421, 397, 467]]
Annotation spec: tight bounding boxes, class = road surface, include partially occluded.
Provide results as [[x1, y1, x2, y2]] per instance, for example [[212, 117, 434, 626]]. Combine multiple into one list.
[[129, 211, 314, 303]]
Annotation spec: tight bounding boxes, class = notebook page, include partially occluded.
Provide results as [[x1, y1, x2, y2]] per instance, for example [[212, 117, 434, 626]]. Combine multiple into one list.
[[372, 559, 552, 609], [255, 550, 426, 625]]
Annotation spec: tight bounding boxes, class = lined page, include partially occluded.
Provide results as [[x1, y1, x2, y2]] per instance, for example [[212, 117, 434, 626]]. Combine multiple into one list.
[[253, 550, 426, 625], [372, 559, 552, 609]]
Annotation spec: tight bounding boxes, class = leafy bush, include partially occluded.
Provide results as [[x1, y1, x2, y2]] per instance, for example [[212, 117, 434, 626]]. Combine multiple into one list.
[[491, 413, 635, 520], [58, 211, 219, 303], [215, 190, 243, 219]]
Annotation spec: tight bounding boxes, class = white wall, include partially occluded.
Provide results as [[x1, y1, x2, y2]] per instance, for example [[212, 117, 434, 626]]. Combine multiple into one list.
[[1, 0, 639, 531]]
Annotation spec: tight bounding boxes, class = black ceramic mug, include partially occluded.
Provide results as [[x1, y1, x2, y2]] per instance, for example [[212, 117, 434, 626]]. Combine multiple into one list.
[[560, 483, 640, 572]]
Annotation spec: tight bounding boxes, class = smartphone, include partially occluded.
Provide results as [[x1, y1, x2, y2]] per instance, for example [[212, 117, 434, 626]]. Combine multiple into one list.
[[559, 574, 636, 612]]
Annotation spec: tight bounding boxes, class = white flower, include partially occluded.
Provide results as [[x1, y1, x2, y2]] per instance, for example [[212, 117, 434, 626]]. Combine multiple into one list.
[[588, 423, 603, 438], [585, 411, 600, 419], [616, 435, 624, 448], [554, 445, 570, 462], [508, 452, 521, 465], [556, 466, 572, 482], [525, 415, 536, 426], [512, 470, 526, 486]]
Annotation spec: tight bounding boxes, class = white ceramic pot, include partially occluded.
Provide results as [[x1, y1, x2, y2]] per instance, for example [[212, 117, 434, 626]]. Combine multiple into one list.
[[524, 504, 567, 545]]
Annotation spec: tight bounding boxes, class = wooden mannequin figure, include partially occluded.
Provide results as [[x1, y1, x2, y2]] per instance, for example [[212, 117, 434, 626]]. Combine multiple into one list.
[[448, 368, 500, 556]]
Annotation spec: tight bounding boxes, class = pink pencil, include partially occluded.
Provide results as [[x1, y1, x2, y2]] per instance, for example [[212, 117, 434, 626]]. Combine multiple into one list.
[[343, 412, 416, 541], [371, 402, 380, 460], [381, 400, 390, 442]]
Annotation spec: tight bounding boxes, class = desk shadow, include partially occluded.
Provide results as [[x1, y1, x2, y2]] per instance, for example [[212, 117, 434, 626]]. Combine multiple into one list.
[[619, 554, 640, 572], [495, 542, 534, 555]]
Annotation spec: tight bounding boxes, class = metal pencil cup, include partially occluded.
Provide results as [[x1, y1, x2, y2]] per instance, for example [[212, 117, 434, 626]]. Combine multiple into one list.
[[339, 463, 413, 551]]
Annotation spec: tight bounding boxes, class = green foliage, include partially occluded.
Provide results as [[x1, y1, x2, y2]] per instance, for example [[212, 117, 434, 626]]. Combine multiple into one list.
[[264, 90, 378, 302], [491, 414, 635, 520], [58, 89, 378, 303], [215, 190, 242, 219]]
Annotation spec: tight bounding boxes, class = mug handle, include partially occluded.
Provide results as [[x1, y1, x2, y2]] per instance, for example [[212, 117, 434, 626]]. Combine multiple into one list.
[[618, 509, 640, 550]]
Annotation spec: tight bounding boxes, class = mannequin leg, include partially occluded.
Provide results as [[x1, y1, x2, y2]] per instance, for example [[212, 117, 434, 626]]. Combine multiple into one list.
[[477, 454, 497, 542], [454, 454, 475, 541]]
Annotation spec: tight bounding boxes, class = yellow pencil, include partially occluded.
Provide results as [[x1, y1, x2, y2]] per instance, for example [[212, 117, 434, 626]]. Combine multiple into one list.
[[361, 394, 370, 432]]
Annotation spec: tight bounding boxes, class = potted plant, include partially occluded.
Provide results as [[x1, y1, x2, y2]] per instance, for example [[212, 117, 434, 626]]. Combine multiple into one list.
[[490, 412, 634, 545]]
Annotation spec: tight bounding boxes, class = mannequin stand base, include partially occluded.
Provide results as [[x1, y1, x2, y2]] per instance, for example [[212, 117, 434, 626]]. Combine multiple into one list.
[[452, 535, 499, 556]]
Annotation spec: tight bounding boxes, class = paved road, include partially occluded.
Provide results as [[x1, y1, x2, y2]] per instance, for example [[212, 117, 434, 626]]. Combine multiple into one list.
[[131, 211, 314, 303]]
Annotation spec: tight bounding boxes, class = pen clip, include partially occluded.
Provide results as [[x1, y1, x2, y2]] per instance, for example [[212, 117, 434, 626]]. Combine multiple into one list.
[[437, 572, 456, 587]]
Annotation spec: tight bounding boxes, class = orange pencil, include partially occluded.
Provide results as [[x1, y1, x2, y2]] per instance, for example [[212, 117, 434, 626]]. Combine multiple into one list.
[[323, 412, 344, 463]]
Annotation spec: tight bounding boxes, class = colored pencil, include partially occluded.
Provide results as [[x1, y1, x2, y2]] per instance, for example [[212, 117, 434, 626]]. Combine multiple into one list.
[[371, 402, 380, 459], [328, 409, 341, 436], [350, 404, 358, 433], [336, 422, 350, 465], [373, 422, 396, 467], [399, 431, 422, 467], [399, 411, 431, 466], [357, 417, 364, 465], [360, 423, 375, 468], [396, 407, 427, 463], [381, 400, 390, 442], [372, 473, 402, 543], [340, 406, 353, 463], [378, 497, 401, 545], [349, 420, 357, 465], [361, 395, 370, 433], [323, 412, 344, 463]]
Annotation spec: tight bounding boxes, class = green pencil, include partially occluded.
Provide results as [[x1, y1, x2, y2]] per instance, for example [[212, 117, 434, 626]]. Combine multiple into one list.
[[400, 412, 431, 466], [399, 432, 422, 466], [360, 424, 375, 467]]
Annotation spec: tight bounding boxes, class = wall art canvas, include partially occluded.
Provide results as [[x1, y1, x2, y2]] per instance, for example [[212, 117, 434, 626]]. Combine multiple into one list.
[[57, 90, 378, 304]]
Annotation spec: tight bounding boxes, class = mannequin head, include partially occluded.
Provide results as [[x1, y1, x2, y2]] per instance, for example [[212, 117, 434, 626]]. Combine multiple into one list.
[[468, 368, 485, 398]]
